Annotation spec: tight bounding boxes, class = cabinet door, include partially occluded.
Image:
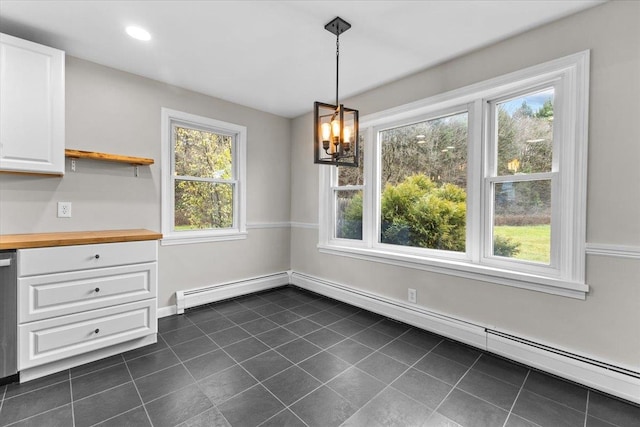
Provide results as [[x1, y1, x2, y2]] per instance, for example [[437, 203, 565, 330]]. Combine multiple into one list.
[[0, 33, 64, 175]]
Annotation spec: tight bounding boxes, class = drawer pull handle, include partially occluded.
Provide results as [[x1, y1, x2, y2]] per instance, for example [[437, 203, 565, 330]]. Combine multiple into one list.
[[94, 254, 100, 259], [94, 287, 100, 293], [94, 328, 100, 334]]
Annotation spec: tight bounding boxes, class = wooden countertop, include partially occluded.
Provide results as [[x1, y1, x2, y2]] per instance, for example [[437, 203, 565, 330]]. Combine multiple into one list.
[[0, 229, 162, 250]]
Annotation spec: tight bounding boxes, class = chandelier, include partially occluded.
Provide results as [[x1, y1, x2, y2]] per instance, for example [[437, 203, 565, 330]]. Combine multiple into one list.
[[314, 17, 359, 167]]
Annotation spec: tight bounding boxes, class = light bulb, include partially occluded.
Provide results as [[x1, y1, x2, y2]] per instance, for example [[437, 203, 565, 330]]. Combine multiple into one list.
[[344, 127, 351, 143], [321, 123, 331, 141], [331, 119, 340, 141]]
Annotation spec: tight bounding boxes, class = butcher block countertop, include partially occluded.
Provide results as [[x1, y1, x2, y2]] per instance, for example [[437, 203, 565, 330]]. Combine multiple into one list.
[[0, 229, 162, 250]]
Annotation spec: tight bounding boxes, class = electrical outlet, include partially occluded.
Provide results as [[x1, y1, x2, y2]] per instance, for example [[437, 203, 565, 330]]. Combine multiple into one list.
[[408, 288, 417, 304], [57, 202, 72, 218]]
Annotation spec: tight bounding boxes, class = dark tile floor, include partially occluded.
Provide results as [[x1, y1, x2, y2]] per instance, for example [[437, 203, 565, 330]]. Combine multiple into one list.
[[1, 286, 638, 427]]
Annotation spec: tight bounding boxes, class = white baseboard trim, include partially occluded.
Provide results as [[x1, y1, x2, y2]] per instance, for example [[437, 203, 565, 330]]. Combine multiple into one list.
[[174, 272, 290, 314], [158, 305, 177, 318], [290, 271, 640, 405], [290, 272, 486, 349]]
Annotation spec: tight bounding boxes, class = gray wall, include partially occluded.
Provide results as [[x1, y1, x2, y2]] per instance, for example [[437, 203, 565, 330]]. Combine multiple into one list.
[[0, 56, 292, 307], [290, 1, 640, 369]]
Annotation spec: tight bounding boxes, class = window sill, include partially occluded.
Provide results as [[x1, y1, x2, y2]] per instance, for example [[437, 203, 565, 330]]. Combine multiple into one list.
[[161, 231, 248, 246], [317, 243, 588, 299]]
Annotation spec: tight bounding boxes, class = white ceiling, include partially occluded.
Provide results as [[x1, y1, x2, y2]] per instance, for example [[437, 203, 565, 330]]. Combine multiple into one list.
[[0, 1, 603, 118]]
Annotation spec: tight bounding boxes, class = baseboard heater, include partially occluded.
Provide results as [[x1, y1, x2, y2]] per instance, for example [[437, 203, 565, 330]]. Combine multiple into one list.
[[487, 330, 640, 380], [175, 272, 290, 314]]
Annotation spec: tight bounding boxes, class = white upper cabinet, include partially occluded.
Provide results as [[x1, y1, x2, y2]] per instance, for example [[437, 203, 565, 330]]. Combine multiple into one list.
[[0, 33, 65, 175]]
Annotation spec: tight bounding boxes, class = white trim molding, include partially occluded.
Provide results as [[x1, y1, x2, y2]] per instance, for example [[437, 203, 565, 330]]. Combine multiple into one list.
[[174, 272, 290, 314], [586, 243, 640, 259], [291, 222, 319, 230], [246, 222, 291, 230]]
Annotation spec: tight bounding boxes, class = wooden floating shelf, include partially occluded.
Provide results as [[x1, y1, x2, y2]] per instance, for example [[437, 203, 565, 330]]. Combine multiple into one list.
[[65, 149, 154, 166]]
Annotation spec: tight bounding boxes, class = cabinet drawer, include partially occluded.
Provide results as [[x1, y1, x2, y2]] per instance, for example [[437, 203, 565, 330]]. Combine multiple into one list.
[[19, 263, 157, 323], [18, 241, 157, 276], [19, 299, 156, 370]]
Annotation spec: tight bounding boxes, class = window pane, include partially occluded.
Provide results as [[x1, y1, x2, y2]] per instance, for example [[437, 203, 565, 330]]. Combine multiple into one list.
[[174, 126, 233, 179], [493, 180, 551, 263], [379, 112, 468, 251], [335, 190, 362, 240], [338, 134, 365, 186], [497, 89, 554, 175], [175, 180, 233, 230]]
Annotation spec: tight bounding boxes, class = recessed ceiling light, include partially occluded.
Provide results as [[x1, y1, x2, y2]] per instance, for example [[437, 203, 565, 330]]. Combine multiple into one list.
[[126, 26, 151, 41]]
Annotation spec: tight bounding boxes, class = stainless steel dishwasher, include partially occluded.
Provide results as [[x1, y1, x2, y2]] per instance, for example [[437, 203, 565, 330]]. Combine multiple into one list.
[[0, 250, 18, 385]]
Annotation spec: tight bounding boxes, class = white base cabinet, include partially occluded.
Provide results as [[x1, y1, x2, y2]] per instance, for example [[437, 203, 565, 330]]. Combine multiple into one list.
[[0, 33, 65, 175], [17, 241, 158, 379]]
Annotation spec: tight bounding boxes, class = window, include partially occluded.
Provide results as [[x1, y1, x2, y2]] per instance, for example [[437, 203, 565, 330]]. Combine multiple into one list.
[[161, 108, 246, 244], [319, 52, 589, 298], [379, 110, 468, 253]]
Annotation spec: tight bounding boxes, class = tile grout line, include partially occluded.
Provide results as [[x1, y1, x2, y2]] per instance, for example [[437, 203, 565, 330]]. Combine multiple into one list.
[[184, 293, 356, 425], [1, 375, 69, 401], [0, 383, 5, 416], [270, 322, 428, 422], [2, 404, 72, 427], [256, 408, 309, 427], [584, 390, 590, 427], [68, 370, 76, 427], [122, 354, 155, 427], [500, 370, 538, 427], [0, 375, 75, 427], [336, 333, 449, 426], [156, 329, 234, 427], [422, 352, 484, 424], [515, 379, 592, 418], [179, 314, 275, 426], [70, 354, 125, 380]]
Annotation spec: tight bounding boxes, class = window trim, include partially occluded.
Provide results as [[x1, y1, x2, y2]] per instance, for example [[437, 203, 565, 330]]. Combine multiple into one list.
[[319, 51, 590, 299], [161, 108, 247, 245]]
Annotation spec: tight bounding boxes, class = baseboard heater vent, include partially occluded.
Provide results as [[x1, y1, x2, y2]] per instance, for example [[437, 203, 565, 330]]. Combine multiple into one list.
[[486, 330, 640, 380], [175, 271, 290, 314]]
